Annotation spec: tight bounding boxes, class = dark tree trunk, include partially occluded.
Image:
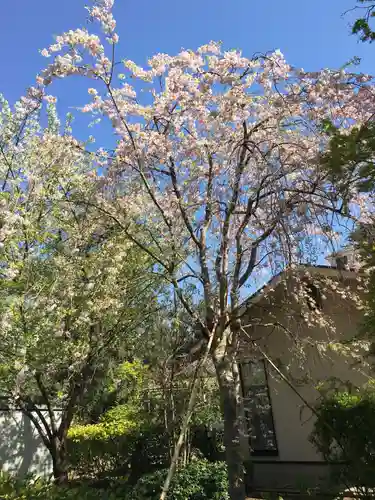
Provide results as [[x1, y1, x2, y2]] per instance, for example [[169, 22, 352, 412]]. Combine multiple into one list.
[[214, 353, 247, 500], [51, 437, 68, 484]]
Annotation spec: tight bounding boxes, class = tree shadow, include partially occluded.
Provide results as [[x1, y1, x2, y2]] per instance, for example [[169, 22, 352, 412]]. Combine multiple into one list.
[[0, 411, 52, 478]]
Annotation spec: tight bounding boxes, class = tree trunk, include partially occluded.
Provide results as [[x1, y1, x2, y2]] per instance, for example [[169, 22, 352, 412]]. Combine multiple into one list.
[[214, 354, 247, 500], [51, 437, 68, 484]]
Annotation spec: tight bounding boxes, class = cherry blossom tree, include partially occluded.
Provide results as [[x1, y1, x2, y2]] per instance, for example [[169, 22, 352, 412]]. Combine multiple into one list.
[[35, 1, 375, 497], [0, 94, 161, 483]]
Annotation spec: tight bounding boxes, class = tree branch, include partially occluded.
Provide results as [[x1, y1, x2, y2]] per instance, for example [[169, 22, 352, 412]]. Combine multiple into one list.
[[169, 157, 201, 249], [35, 372, 57, 435]]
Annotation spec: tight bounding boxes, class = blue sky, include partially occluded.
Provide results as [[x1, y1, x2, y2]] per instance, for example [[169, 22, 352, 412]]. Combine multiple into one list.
[[1, 0, 373, 106], [0, 0, 373, 147], [1, 0, 374, 147]]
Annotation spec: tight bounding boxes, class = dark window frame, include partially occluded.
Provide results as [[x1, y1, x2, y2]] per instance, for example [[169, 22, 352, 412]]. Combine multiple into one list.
[[305, 282, 323, 310], [239, 359, 279, 457], [336, 255, 348, 270]]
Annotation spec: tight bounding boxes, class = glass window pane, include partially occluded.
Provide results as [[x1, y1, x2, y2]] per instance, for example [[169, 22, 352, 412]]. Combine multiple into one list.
[[240, 360, 277, 454]]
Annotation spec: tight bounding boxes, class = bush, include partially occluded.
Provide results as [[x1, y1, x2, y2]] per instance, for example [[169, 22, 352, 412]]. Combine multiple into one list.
[[68, 405, 141, 441], [68, 421, 171, 482], [310, 388, 375, 488], [67, 363, 224, 482], [68, 417, 225, 484], [131, 459, 229, 500], [0, 473, 130, 499], [67, 403, 143, 479], [0, 460, 228, 500]]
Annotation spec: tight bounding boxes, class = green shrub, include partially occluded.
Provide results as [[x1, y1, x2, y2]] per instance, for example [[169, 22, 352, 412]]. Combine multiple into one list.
[[68, 421, 171, 482], [67, 402, 143, 479], [0, 461, 228, 500], [68, 405, 141, 441], [68, 417, 225, 484], [310, 388, 375, 488], [131, 459, 229, 499], [0, 473, 130, 499], [67, 364, 224, 482]]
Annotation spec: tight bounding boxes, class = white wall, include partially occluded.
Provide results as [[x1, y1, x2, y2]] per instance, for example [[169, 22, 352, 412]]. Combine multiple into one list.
[[0, 411, 53, 478]]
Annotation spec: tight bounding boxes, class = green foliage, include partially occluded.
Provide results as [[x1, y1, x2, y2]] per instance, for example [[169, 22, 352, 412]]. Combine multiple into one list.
[[66, 359, 172, 481], [68, 414, 225, 483], [131, 459, 229, 500], [68, 405, 141, 441], [68, 358, 224, 480], [0, 462, 228, 500], [321, 121, 375, 195], [191, 381, 222, 428], [69, 361, 149, 442], [76, 358, 151, 424], [0, 473, 130, 499], [310, 387, 375, 487], [352, 1, 375, 42], [68, 421, 171, 482]]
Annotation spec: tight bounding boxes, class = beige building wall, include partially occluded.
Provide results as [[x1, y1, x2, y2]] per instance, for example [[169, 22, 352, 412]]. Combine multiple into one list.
[[241, 267, 371, 466]]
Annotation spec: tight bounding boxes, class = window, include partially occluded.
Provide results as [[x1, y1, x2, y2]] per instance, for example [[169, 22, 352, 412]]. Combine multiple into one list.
[[306, 282, 323, 310], [336, 255, 348, 270], [240, 360, 278, 456]]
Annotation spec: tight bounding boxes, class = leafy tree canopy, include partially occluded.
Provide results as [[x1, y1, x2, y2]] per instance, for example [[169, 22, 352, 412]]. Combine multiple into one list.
[[351, 0, 375, 42]]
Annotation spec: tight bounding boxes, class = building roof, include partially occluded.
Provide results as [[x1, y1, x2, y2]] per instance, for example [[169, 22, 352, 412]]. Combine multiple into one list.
[[172, 263, 361, 366], [240, 263, 360, 314]]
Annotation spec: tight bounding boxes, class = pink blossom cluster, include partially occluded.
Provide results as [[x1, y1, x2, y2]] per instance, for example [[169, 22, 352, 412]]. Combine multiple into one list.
[[17, 86, 44, 115], [35, 0, 375, 287], [39, 29, 106, 86], [41, 29, 103, 58], [87, 0, 117, 37]]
